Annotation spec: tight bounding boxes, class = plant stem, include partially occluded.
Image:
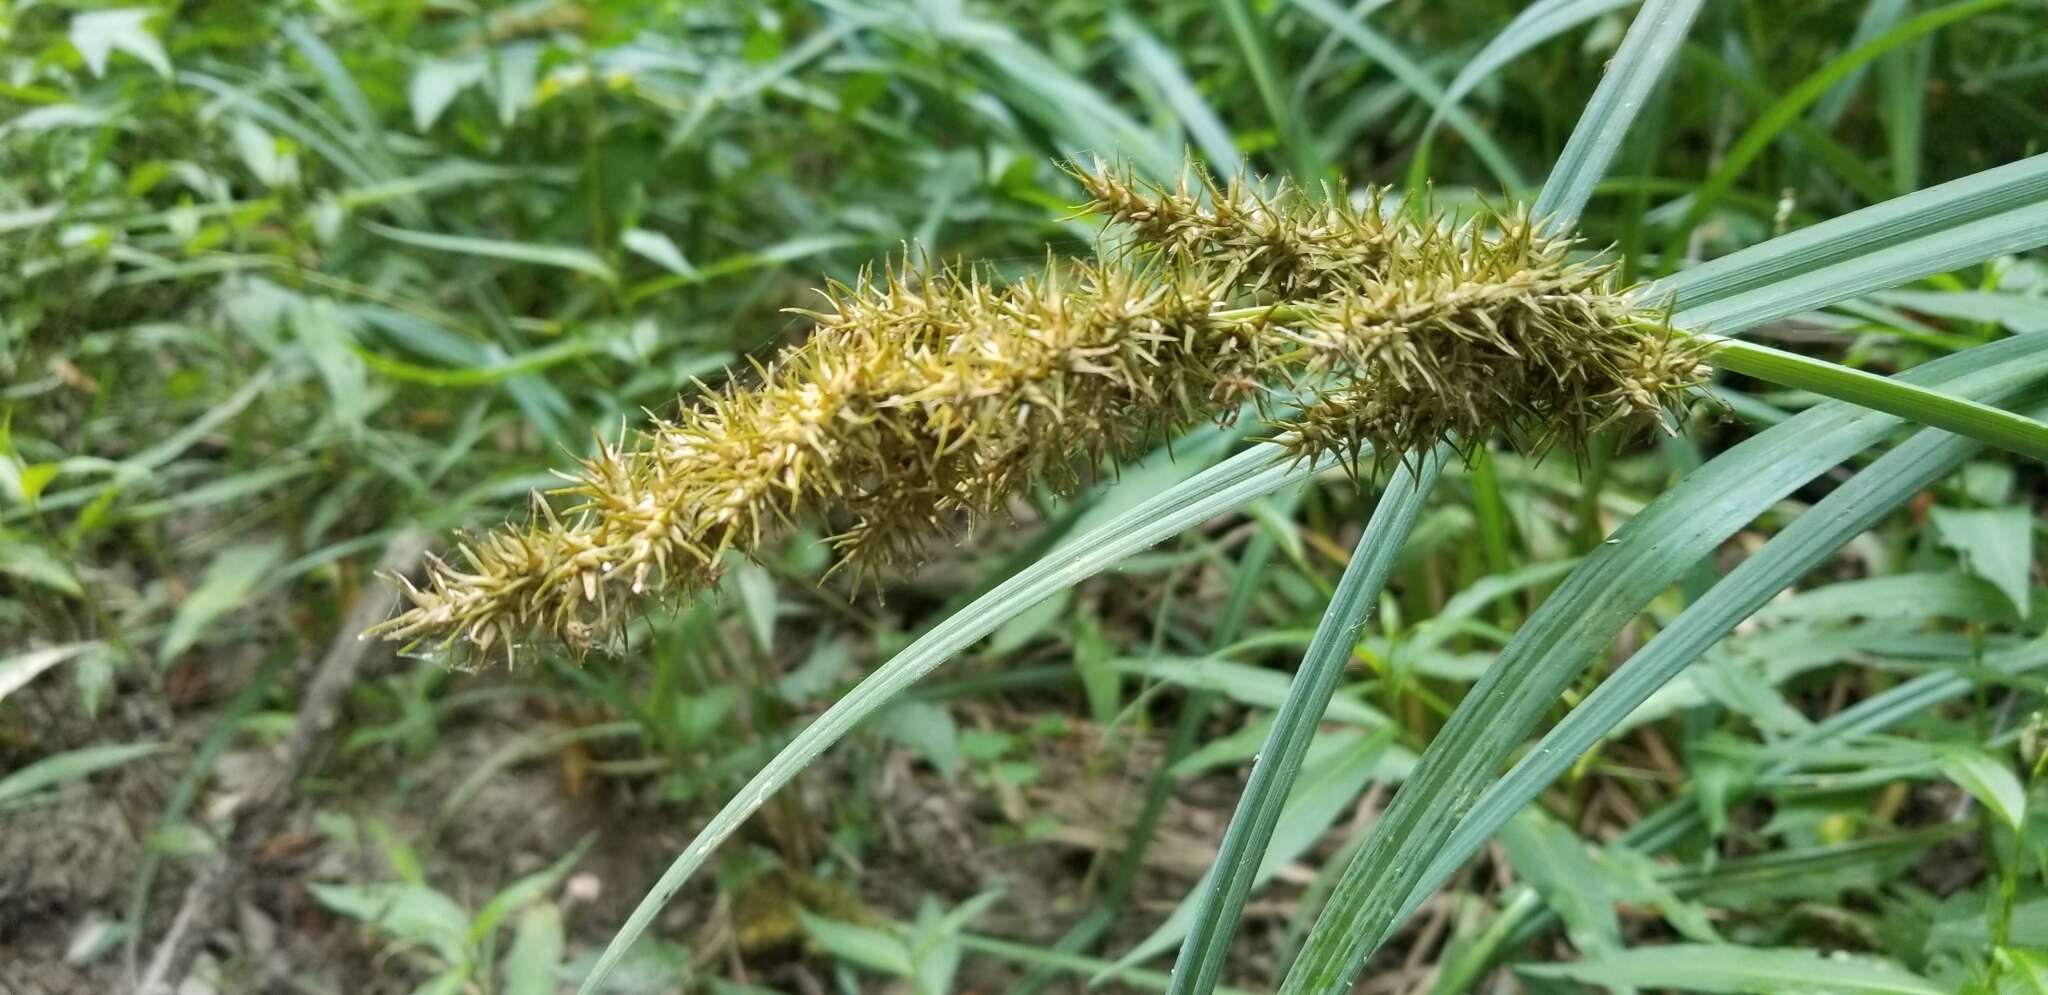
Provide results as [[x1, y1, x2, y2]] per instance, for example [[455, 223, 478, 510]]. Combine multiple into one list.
[[1703, 336, 2048, 462]]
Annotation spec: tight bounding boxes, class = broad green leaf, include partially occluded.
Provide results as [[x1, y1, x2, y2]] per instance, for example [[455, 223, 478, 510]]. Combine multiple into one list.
[[0, 531, 83, 597], [0, 742, 167, 808], [907, 892, 1002, 995], [1935, 747, 2027, 829], [621, 228, 695, 277], [410, 971, 467, 995], [1690, 657, 1815, 735], [18, 462, 60, 507], [294, 298, 374, 430], [71, 9, 171, 78], [0, 642, 102, 705], [230, 118, 296, 188], [2001, 948, 2048, 994], [158, 540, 285, 666], [729, 557, 779, 650], [501, 903, 565, 995], [1073, 616, 1121, 725], [496, 43, 543, 126], [874, 701, 960, 776], [472, 837, 593, 943], [1754, 571, 2025, 625], [1497, 811, 1622, 954], [1519, 944, 1945, 995], [1931, 506, 2035, 617], [797, 914, 916, 977], [411, 57, 489, 131], [308, 882, 470, 965], [180, 72, 376, 187]]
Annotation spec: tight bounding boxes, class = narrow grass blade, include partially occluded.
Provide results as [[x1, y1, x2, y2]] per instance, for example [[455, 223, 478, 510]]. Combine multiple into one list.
[[1392, 380, 2048, 935], [1810, 0, 1914, 130], [362, 221, 618, 285], [1658, 152, 2048, 308], [1435, 0, 1639, 134], [1680, 46, 1893, 205], [178, 72, 377, 188], [578, 443, 1330, 994], [1277, 333, 2048, 995], [1532, 0, 1705, 230], [1162, 446, 1449, 995], [280, 20, 401, 183], [0, 742, 168, 807], [1216, 0, 1322, 180], [914, 11, 1181, 179], [1287, 0, 1530, 193], [355, 337, 622, 388], [1520, 945, 1945, 994], [1672, 197, 2048, 332], [1706, 336, 2048, 462], [1661, 0, 2017, 263], [1112, 15, 1241, 175]]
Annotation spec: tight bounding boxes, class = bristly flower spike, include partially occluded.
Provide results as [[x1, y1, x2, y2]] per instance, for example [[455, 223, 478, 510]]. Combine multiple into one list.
[[371, 154, 1711, 665]]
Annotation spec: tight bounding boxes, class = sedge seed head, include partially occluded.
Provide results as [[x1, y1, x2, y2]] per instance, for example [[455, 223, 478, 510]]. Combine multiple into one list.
[[374, 155, 1711, 666], [370, 247, 1271, 664]]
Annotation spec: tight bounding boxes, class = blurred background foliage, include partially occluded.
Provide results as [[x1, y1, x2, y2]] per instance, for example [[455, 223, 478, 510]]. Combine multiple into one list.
[[3, 0, 2047, 992]]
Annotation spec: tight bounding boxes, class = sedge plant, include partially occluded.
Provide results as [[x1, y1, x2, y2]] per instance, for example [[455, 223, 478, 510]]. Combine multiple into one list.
[[351, 1, 2048, 992]]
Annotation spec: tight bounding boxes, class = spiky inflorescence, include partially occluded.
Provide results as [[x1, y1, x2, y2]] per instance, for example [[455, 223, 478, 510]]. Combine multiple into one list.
[[373, 157, 1713, 665], [1076, 158, 1713, 467], [370, 254, 1272, 663], [1267, 206, 1712, 467], [1070, 156, 1401, 299]]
